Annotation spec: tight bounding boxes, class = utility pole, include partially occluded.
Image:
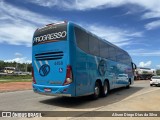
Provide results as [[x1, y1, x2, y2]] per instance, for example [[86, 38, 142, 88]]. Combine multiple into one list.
[[25, 63, 28, 72]]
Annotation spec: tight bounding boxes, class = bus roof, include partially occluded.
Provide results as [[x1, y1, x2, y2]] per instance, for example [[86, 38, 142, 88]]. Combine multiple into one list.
[[34, 21, 131, 59]]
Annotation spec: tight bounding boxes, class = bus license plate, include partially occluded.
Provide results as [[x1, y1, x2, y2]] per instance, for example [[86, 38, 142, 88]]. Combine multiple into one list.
[[44, 88, 51, 92]]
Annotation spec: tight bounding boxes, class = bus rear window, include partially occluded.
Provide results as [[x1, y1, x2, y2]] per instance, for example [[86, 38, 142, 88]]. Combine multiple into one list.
[[33, 22, 67, 46]]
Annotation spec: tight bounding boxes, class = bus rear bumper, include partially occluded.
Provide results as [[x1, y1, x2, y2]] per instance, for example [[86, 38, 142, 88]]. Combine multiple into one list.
[[32, 84, 73, 97]]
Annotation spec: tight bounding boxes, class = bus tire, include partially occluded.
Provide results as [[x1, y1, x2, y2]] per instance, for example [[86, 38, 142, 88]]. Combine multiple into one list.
[[101, 80, 109, 97], [126, 79, 131, 89], [92, 81, 100, 99]]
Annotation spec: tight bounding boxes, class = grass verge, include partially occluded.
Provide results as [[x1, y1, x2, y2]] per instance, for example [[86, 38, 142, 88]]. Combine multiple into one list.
[[0, 75, 32, 83]]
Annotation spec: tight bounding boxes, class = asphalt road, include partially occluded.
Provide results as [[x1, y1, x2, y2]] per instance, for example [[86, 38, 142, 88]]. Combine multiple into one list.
[[0, 80, 160, 120]]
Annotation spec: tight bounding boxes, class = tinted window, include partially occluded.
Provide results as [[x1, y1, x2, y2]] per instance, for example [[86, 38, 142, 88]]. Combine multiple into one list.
[[109, 46, 116, 61], [123, 53, 131, 65], [75, 27, 89, 53], [99, 41, 109, 58], [33, 23, 67, 46], [75, 26, 130, 64], [116, 49, 131, 65], [116, 49, 123, 63], [152, 76, 160, 79], [89, 35, 100, 56]]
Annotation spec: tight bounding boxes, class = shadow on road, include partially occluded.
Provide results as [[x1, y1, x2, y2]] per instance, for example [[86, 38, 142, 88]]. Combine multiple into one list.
[[39, 86, 143, 109]]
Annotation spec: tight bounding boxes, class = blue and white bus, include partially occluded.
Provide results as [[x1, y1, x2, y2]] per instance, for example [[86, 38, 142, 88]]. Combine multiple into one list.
[[32, 21, 136, 99]]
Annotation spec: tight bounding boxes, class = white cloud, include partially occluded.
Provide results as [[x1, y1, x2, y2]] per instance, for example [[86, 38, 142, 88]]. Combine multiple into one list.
[[4, 53, 31, 63], [4, 57, 31, 64], [127, 49, 160, 56], [0, 0, 156, 48], [142, 12, 160, 19], [26, 0, 129, 10], [28, 0, 58, 7], [0, 0, 59, 47], [27, 0, 160, 13], [139, 61, 152, 67], [0, 22, 35, 47], [157, 65, 160, 68], [85, 24, 143, 47], [14, 52, 22, 57], [0, 0, 143, 48], [145, 20, 160, 30], [0, 1, 55, 25], [27, 0, 160, 30]]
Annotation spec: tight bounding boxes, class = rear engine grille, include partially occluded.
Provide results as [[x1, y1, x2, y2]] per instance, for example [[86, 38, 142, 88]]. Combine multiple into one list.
[[35, 51, 63, 60]]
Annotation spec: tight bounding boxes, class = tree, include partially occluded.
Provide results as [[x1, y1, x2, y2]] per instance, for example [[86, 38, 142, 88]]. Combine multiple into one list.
[[27, 64, 32, 72], [0, 60, 32, 72], [156, 69, 160, 75], [0, 60, 4, 70]]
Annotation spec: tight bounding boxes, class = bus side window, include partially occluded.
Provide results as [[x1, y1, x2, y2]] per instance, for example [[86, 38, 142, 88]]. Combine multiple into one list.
[[108, 46, 116, 61], [100, 41, 109, 59], [75, 27, 89, 53], [89, 35, 100, 56]]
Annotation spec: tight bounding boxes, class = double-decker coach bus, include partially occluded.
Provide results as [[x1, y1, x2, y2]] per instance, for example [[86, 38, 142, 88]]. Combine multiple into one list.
[[32, 21, 136, 99]]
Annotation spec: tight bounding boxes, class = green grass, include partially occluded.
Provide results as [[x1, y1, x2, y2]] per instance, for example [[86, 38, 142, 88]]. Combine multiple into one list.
[[0, 75, 32, 83], [0, 79, 32, 83]]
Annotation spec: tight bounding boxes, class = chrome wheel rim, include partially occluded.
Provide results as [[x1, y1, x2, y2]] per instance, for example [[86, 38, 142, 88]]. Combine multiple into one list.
[[104, 82, 108, 94], [95, 85, 99, 96]]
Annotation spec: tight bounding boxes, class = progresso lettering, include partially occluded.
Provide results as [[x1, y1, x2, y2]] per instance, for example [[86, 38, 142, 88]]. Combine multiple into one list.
[[33, 31, 67, 45]]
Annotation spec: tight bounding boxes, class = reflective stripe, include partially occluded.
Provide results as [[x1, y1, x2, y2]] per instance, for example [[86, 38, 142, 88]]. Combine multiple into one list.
[[34, 60, 39, 71], [45, 60, 49, 65], [39, 61, 43, 66]]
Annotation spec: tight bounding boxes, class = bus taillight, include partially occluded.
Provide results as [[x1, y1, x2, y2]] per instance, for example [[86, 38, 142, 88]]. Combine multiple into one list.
[[32, 67, 36, 84], [63, 65, 73, 85]]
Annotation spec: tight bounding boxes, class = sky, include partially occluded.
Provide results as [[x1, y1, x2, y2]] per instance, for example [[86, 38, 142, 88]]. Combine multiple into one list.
[[0, 0, 160, 69]]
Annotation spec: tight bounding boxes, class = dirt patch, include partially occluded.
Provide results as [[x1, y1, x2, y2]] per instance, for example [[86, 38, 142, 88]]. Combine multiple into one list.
[[0, 82, 32, 92]]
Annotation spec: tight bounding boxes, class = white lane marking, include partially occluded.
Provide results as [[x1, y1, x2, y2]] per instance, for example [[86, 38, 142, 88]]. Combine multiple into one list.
[[34, 60, 39, 71], [121, 87, 160, 102]]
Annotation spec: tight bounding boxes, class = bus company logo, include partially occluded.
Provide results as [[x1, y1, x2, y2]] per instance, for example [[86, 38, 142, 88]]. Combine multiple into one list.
[[39, 64, 50, 76], [33, 31, 67, 45]]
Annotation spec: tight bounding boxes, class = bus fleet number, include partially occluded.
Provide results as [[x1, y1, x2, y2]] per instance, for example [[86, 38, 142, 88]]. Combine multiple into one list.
[[54, 61, 63, 65]]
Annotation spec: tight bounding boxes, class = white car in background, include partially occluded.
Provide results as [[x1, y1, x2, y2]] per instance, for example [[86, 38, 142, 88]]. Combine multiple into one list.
[[150, 76, 160, 86]]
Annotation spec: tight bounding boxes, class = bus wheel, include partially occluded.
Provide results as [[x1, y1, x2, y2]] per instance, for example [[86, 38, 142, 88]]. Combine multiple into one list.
[[126, 79, 131, 89], [101, 81, 109, 97], [92, 82, 100, 99]]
